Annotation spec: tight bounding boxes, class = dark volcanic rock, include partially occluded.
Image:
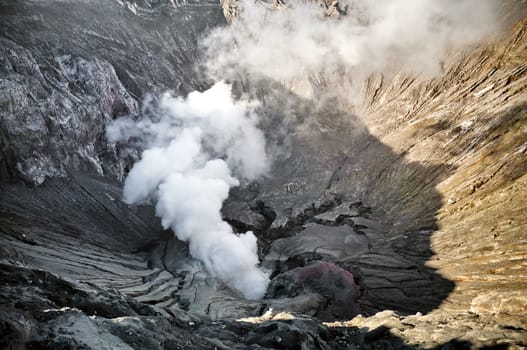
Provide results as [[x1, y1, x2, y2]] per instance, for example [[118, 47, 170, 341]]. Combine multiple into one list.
[[0, 264, 240, 350], [0, 0, 224, 184], [264, 223, 369, 271], [267, 262, 361, 321], [243, 315, 332, 350]]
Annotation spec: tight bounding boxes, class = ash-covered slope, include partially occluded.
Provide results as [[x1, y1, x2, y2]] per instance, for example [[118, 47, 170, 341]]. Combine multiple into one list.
[[1, 1, 527, 349], [0, 0, 223, 184]]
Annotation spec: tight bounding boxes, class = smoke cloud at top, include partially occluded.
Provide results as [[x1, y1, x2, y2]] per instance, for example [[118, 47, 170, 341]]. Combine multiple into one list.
[[108, 82, 270, 299], [204, 0, 500, 82]]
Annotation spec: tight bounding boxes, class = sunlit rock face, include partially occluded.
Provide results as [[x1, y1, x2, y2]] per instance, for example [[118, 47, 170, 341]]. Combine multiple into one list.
[[1, 1, 527, 349]]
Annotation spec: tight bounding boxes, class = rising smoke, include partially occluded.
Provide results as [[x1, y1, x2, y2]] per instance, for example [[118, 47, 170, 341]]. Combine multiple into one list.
[[107, 82, 270, 299], [204, 0, 500, 82], [109, 0, 501, 300]]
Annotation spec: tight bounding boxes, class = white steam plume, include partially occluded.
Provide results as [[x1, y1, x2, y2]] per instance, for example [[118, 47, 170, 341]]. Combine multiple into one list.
[[204, 0, 501, 82], [108, 82, 270, 299]]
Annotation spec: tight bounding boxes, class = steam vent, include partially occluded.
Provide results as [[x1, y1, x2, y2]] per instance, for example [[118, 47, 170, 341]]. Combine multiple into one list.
[[1, 0, 527, 349]]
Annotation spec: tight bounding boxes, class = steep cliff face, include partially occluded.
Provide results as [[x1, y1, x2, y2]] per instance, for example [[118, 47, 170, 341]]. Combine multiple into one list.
[[358, 21, 527, 325], [1, 1, 526, 349], [0, 0, 223, 184]]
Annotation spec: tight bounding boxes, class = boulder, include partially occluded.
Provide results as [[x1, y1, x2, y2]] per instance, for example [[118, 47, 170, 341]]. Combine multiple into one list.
[[267, 262, 361, 320]]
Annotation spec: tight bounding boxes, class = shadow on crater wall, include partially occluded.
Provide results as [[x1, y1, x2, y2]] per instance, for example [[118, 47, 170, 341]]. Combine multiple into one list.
[[240, 79, 457, 316]]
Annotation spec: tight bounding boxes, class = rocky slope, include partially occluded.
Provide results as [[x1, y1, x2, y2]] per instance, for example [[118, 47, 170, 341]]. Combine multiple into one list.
[[1, 0, 526, 349], [0, 0, 223, 184]]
